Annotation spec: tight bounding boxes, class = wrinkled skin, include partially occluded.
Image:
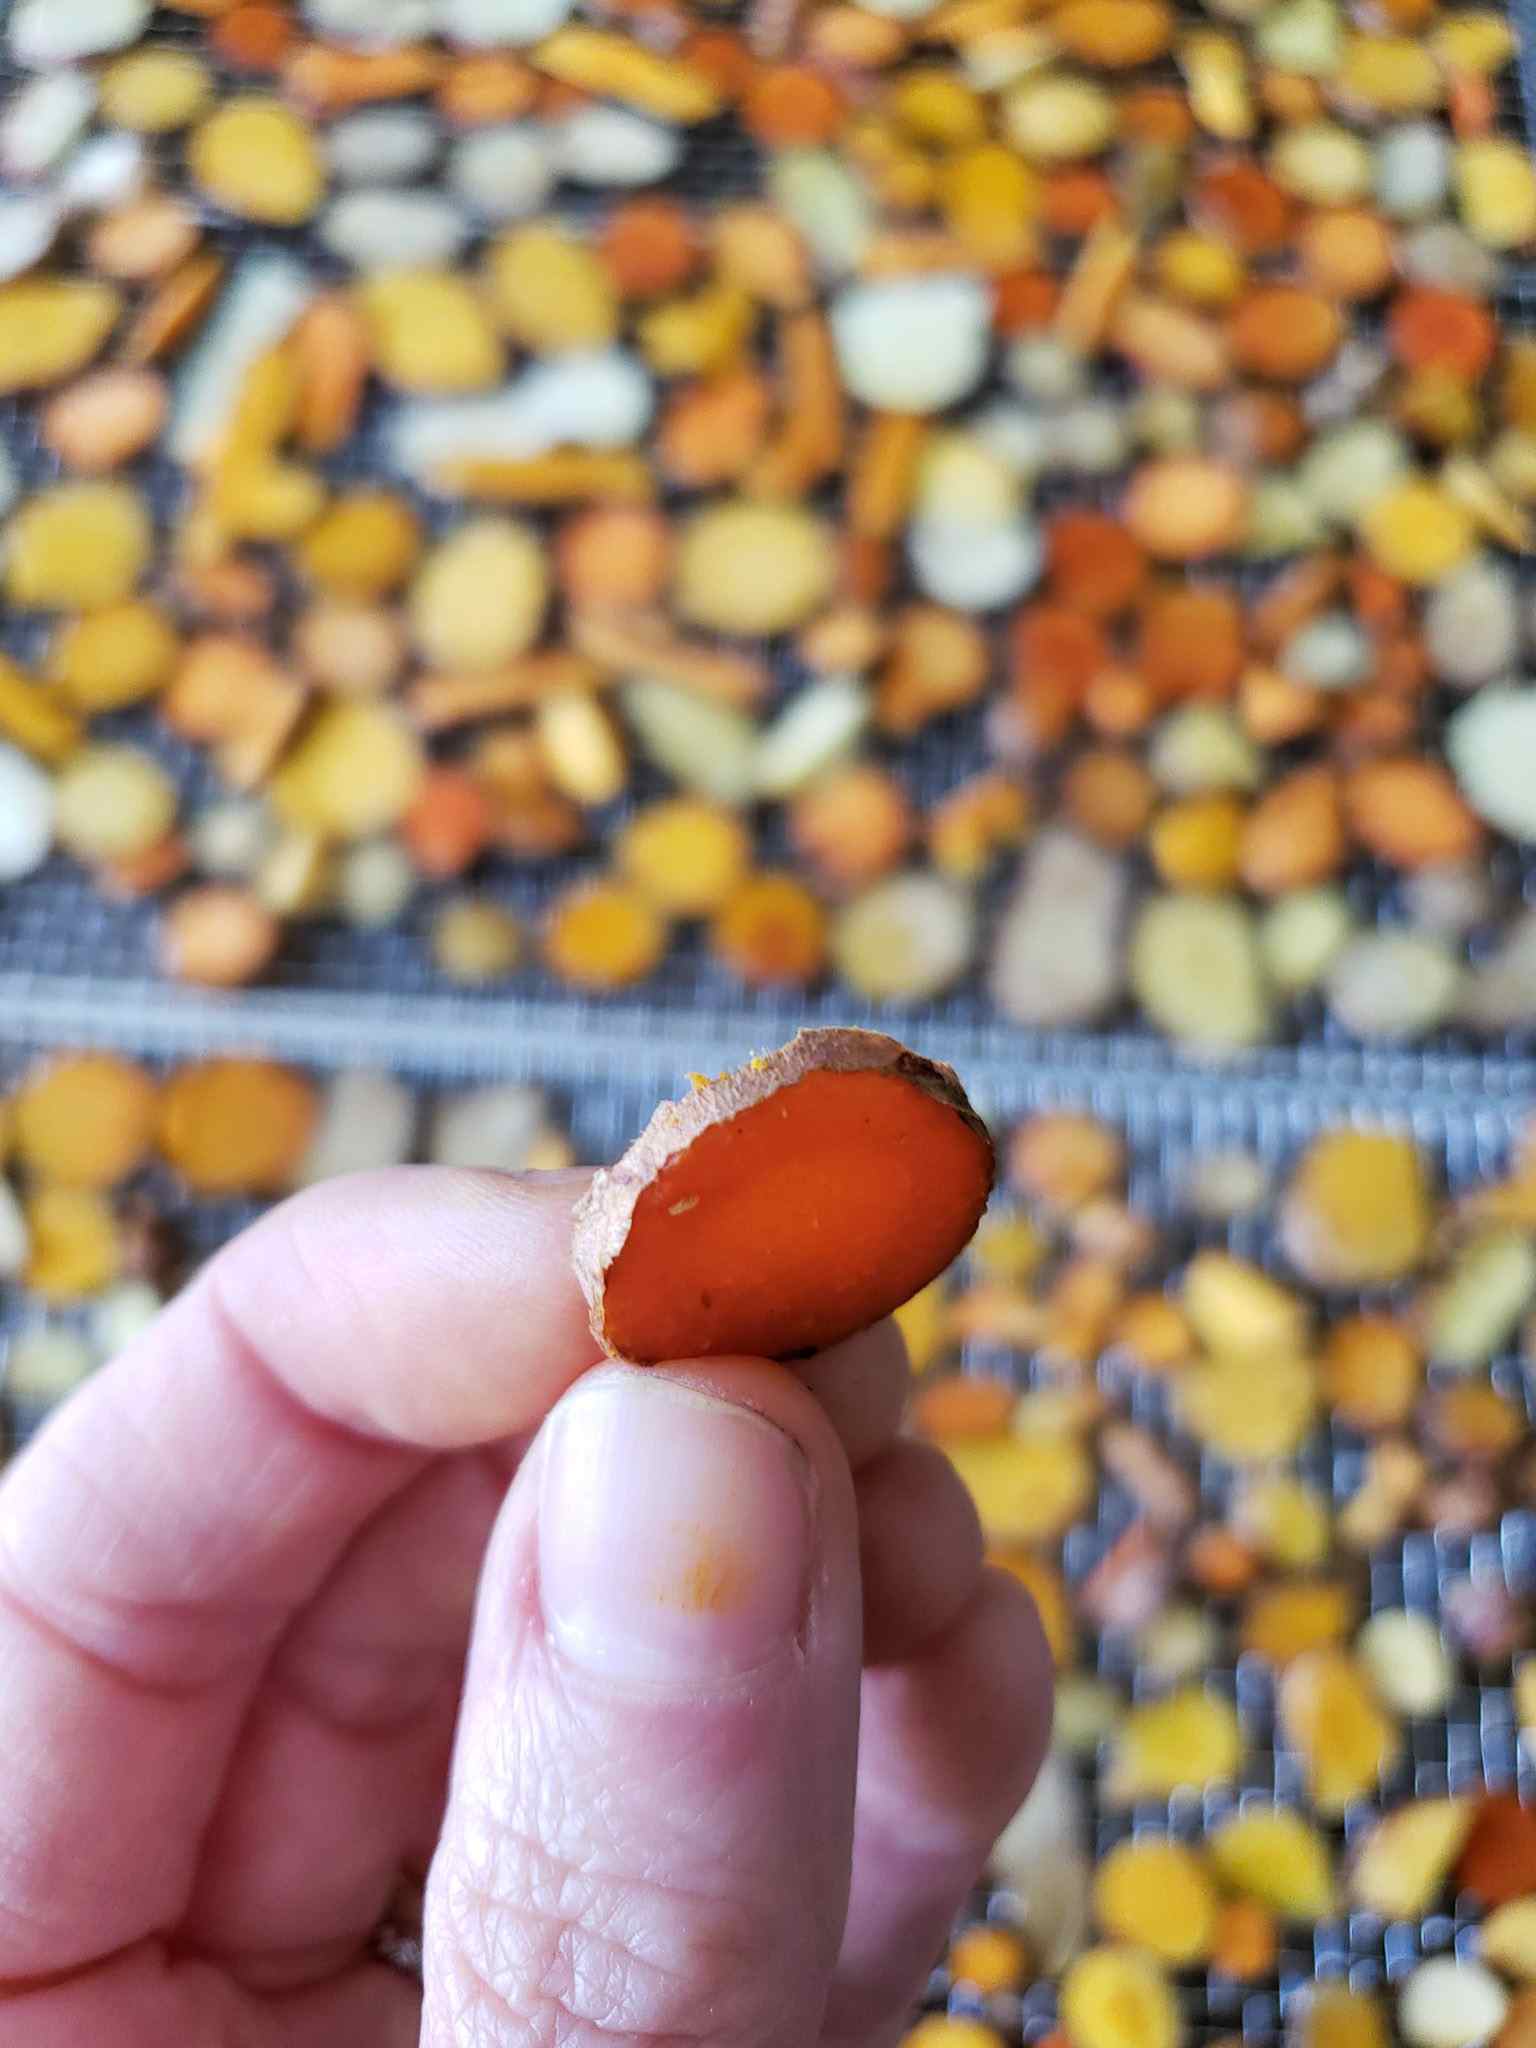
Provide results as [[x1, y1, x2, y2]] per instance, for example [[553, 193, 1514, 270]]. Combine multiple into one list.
[[0, 1168, 1049, 2048]]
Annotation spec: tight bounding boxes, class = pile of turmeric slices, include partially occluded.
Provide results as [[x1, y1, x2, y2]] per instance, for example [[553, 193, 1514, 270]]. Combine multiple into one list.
[[2, 0, 1536, 1038], [908, 1108, 1536, 2048]]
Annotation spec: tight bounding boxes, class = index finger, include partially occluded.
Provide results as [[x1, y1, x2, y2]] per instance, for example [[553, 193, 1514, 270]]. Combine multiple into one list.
[[0, 1165, 598, 1984]]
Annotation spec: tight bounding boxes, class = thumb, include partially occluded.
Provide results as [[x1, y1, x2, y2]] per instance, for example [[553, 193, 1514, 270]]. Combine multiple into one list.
[[421, 1359, 864, 2047]]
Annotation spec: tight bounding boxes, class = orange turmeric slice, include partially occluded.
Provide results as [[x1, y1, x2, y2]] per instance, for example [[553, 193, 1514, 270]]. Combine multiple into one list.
[[158, 1058, 318, 1196], [1194, 159, 1293, 255], [599, 197, 700, 300], [544, 878, 667, 992], [14, 1052, 159, 1189], [1388, 285, 1497, 381], [1054, 0, 1172, 67], [1298, 208, 1396, 302], [1045, 511, 1148, 618], [1124, 455, 1249, 560], [572, 1029, 995, 1363], [1138, 584, 1244, 700], [25, 1187, 122, 1303], [1228, 284, 1342, 383], [712, 872, 828, 987]]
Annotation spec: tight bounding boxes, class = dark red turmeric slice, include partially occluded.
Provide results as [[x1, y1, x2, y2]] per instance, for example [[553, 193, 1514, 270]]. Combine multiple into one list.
[[1388, 284, 1498, 381], [572, 1029, 995, 1363]]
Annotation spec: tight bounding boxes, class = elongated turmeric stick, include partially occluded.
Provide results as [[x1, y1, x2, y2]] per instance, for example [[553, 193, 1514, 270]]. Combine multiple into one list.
[[570, 610, 768, 709], [849, 412, 926, 539], [750, 309, 846, 500], [283, 41, 443, 113], [430, 451, 655, 505], [408, 654, 600, 731], [573, 1028, 995, 1363]]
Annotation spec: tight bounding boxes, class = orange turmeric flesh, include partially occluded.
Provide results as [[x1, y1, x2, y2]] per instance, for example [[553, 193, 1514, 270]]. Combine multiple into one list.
[[573, 1029, 994, 1363]]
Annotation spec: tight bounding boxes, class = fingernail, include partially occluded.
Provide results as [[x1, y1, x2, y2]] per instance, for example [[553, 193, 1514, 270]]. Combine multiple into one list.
[[538, 1372, 812, 1686]]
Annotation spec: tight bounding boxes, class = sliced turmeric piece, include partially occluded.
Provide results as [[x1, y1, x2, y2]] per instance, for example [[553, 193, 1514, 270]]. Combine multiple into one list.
[[750, 310, 845, 499], [290, 295, 370, 457], [1009, 1110, 1123, 1212], [532, 27, 721, 123], [1176, 1350, 1316, 1461], [571, 612, 765, 710], [1298, 1984, 1389, 2048], [1344, 757, 1483, 871], [1207, 1807, 1335, 1919], [1210, 1899, 1276, 1981], [1229, 284, 1343, 383], [14, 1053, 159, 1190], [1280, 1128, 1431, 1288], [544, 877, 666, 993], [1056, 0, 1172, 66], [1092, 1837, 1216, 1964], [284, 41, 443, 113], [25, 1187, 121, 1304], [0, 281, 122, 397], [1358, 479, 1475, 584], [1138, 584, 1244, 700], [1279, 1649, 1401, 1817], [272, 702, 424, 842], [1322, 1314, 1420, 1432], [572, 1029, 994, 1363], [911, 1375, 1015, 1441], [1104, 1686, 1243, 1801], [1349, 1796, 1472, 1917], [945, 1924, 1031, 1996], [599, 198, 700, 300], [1242, 1579, 1357, 1667], [712, 873, 828, 987], [1059, 1947, 1181, 2048], [189, 96, 325, 225], [618, 798, 751, 918], [943, 1432, 1093, 1543], [1298, 208, 1396, 303], [158, 1058, 318, 1196], [1124, 455, 1249, 560], [1046, 511, 1147, 618]]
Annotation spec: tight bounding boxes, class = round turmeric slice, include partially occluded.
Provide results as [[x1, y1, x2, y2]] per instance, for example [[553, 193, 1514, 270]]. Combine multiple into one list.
[[544, 877, 667, 991], [1053, 0, 1172, 67], [1298, 207, 1396, 303], [25, 1185, 121, 1302], [1124, 455, 1249, 560], [158, 1057, 318, 1195], [14, 1052, 159, 1189], [1228, 284, 1342, 383], [572, 1029, 995, 1363]]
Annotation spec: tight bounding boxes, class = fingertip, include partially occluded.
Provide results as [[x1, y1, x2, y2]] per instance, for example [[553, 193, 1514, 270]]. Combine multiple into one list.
[[794, 1318, 909, 1471], [857, 1438, 984, 1665], [861, 1565, 1054, 1846], [206, 1165, 600, 1448]]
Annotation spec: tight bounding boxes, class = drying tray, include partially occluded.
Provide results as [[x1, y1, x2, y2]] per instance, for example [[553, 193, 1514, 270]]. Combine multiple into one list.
[[3, 6, 1536, 1071], [2, 1017, 1535, 2042], [3, 5, 1536, 2040]]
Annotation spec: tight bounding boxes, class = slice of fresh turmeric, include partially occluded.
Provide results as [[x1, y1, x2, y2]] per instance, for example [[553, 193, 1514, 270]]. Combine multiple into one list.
[[572, 1029, 995, 1363]]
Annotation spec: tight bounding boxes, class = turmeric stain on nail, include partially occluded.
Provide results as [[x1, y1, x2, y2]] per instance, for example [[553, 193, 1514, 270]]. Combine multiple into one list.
[[658, 1527, 748, 1613]]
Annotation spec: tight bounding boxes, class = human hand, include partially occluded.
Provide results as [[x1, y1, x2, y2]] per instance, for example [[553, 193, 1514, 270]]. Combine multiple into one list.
[[0, 1167, 1050, 2047]]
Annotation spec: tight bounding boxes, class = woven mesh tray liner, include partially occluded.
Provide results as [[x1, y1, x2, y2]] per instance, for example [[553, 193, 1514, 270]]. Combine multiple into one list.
[[4, 7, 1536, 1071], [3, 1020, 1535, 2042]]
